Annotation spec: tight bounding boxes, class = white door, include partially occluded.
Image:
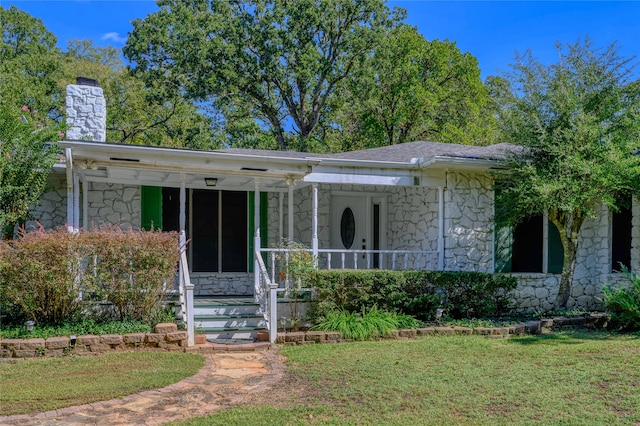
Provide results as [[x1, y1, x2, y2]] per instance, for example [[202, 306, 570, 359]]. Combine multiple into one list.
[[331, 196, 369, 269]]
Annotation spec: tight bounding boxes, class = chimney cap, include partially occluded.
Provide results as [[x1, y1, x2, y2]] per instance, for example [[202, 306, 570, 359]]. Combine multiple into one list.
[[76, 77, 99, 87]]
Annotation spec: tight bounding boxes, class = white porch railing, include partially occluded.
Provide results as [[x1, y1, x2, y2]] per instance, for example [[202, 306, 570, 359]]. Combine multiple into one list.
[[259, 248, 440, 284], [256, 247, 440, 342], [178, 231, 195, 346], [254, 249, 280, 343]]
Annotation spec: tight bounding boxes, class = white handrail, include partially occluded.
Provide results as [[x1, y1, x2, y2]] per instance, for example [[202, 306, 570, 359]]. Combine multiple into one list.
[[255, 250, 279, 342], [178, 231, 194, 346]]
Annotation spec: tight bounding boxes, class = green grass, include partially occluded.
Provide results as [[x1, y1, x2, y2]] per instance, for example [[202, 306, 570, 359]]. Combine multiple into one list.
[[0, 352, 204, 415], [179, 331, 640, 425], [0, 318, 157, 339]]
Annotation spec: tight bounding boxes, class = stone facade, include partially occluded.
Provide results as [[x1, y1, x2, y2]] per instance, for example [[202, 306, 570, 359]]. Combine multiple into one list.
[[27, 173, 67, 231], [65, 84, 106, 142], [30, 171, 638, 308], [86, 182, 140, 230], [443, 172, 494, 272]]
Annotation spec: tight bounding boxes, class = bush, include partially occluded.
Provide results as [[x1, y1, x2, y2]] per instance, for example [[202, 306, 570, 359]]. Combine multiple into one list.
[[0, 226, 180, 326], [0, 227, 85, 324], [308, 270, 517, 321], [82, 226, 180, 322], [603, 269, 640, 331]]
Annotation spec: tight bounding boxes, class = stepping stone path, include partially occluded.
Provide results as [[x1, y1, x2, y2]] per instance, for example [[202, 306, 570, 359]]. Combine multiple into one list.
[[0, 350, 284, 426]]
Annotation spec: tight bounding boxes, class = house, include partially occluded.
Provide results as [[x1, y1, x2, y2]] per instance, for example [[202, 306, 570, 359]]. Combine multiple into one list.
[[32, 81, 639, 342]]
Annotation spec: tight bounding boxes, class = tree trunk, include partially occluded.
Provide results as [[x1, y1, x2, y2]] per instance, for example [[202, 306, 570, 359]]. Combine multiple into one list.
[[549, 209, 585, 308]]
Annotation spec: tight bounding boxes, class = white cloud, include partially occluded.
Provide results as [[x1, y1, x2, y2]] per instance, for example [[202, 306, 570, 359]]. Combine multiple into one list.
[[101, 32, 127, 44]]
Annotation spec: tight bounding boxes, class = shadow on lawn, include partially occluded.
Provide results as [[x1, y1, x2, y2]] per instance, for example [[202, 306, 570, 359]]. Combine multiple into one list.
[[507, 330, 636, 346]]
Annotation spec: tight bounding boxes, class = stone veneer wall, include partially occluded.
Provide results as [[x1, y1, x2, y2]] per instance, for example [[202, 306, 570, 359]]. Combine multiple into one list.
[[65, 84, 106, 142], [86, 182, 140, 230], [510, 199, 640, 312], [443, 172, 494, 272], [27, 174, 68, 231]]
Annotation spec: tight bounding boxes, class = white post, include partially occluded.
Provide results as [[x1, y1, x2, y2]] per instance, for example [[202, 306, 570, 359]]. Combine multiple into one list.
[[73, 173, 80, 230], [269, 283, 279, 343], [254, 180, 261, 301], [279, 192, 284, 242], [82, 179, 89, 230], [438, 186, 445, 270], [185, 281, 195, 347], [312, 183, 318, 266], [288, 183, 294, 241], [179, 181, 186, 233], [65, 148, 74, 232]]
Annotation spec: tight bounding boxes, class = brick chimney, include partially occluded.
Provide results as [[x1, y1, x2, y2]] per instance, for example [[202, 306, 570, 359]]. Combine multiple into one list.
[[65, 77, 106, 142]]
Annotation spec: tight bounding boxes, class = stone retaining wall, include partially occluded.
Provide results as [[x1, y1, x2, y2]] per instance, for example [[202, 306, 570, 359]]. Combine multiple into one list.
[[275, 313, 610, 345], [0, 323, 187, 359]]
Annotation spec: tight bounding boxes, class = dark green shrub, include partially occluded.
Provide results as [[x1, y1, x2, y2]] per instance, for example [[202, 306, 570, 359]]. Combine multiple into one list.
[[309, 269, 517, 320], [603, 269, 640, 331], [0, 227, 85, 324]]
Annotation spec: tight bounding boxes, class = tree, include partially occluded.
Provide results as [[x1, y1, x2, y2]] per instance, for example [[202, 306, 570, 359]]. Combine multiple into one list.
[[124, 0, 402, 151], [63, 40, 219, 149], [0, 6, 64, 119], [494, 38, 640, 308], [333, 25, 496, 151], [0, 104, 63, 240]]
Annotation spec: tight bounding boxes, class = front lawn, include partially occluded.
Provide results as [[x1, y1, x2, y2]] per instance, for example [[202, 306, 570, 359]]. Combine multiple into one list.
[[180, 332, 640, 425], [0, 352, 204, 415]]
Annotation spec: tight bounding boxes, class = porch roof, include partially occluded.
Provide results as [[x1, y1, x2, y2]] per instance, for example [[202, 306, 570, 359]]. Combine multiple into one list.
[[58, 140, 516, 189]]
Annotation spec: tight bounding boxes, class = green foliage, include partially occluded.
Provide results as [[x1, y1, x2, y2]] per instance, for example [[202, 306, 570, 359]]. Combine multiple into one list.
[[493, 38, 640, 307], [0, 318, 154, 339], [310, 269, 517, 321], [313, 306, 418, 340], [603, 269, 640, 331], [82, 226, 180, 322], [0, 228, 84, 324], [0, 103, 63, 239], [0, 227, 180, 326], [124, 0, 403, 151], [332, 25, 496, 151]]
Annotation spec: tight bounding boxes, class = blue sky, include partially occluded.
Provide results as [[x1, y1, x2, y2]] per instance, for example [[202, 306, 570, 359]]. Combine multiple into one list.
[[3, 0, 640, 79]]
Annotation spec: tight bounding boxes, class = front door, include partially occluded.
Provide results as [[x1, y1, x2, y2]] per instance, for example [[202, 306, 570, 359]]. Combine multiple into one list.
[[331, 195, 383, 269]]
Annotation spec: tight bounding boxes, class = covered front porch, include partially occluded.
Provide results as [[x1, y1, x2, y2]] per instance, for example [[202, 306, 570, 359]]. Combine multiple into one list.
[[57, 141, 500, 343]]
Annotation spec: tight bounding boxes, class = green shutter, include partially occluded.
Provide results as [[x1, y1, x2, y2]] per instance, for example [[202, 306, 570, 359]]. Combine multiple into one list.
[[141, 186, 162, 231], [248, 191, 269, 273], [547, 220, 564, 274], [494, 189, 512, 273]]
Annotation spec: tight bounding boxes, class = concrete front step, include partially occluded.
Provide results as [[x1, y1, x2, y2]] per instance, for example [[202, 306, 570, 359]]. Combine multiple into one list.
[[194, 315, 267, 330], [203, 329, 267, 340]]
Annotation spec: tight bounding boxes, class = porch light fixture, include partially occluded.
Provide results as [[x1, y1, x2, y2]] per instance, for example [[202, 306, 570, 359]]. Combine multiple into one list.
[[204, 178, 218, 187]]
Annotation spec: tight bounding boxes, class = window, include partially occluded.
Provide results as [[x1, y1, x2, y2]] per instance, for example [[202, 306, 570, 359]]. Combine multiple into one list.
[[141, 187, 266, 274], [612, 203, 632, 272], [495, 213, 564, 273]]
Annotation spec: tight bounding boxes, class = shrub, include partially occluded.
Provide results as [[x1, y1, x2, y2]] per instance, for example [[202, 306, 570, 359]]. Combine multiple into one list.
[[309, 270, 517, 320], [603, 269, 640, 331], [313, 306, 417, 340], [0, 227, 85, 324], [0, 226, 180, 326], [82, 226, 180, 323]]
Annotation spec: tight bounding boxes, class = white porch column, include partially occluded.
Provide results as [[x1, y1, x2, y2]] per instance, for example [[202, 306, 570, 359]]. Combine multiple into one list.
[[82, 180, 88, 230], [179, 181, 186, 233], [288, 182, 294, 241], [438, 186, 445, 270], [73, 173, 80, 230], [312, 183, 318, 265], [65, 148, 74, 232], [254, 180, 262, 299], [278, 192, 284, 242]]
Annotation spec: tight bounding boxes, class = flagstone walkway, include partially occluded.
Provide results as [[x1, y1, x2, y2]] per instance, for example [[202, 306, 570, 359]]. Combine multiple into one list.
[[0, 349, 284, 425]]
